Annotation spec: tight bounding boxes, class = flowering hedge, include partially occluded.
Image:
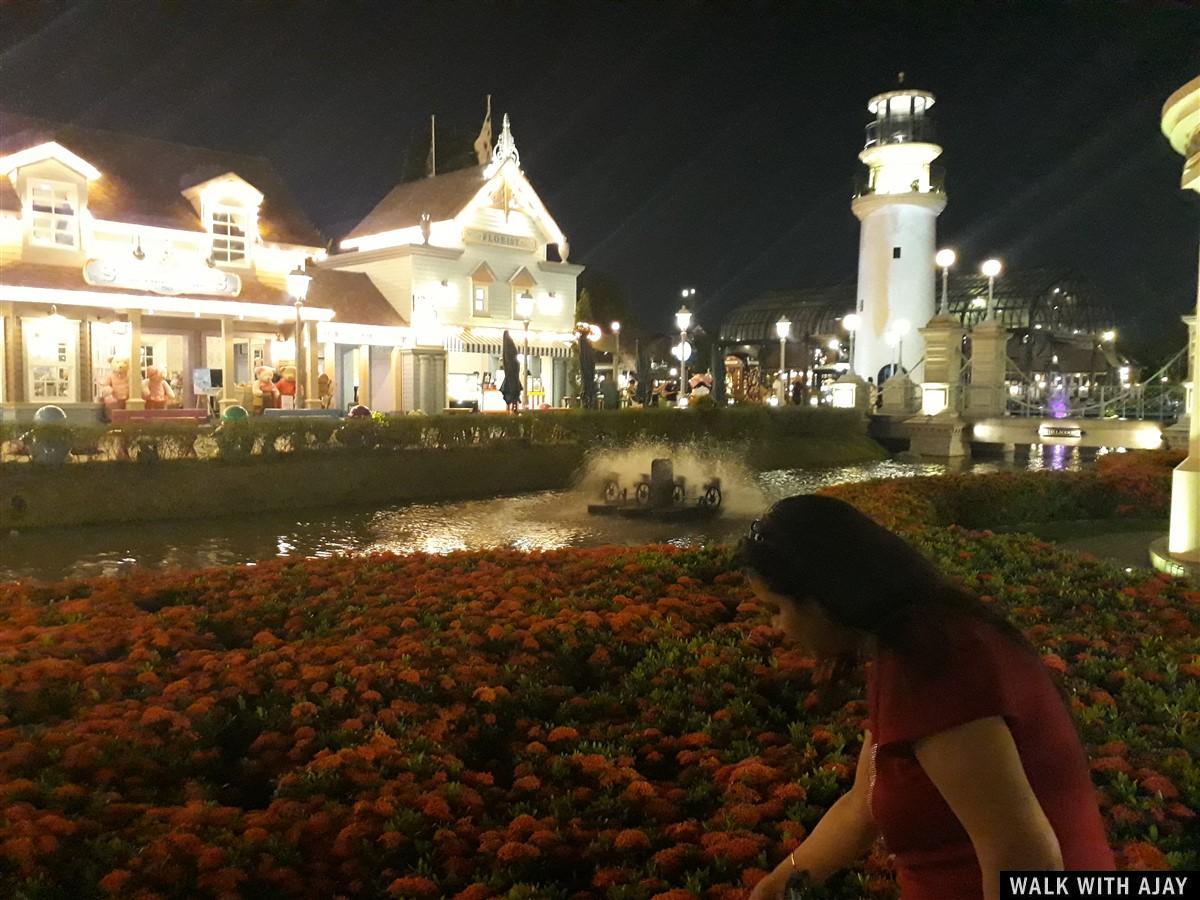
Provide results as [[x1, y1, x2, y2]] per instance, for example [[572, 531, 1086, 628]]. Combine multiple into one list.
[[1, 454, 1195, 896], [817, 450, 1181, 532], [2, 514, 1198, 898]]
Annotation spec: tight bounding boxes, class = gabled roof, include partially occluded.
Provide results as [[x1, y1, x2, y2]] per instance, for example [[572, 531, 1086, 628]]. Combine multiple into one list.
[[342, 155, 567, 250], [0, 110, 323, 247], [344, 165, 489, 241], [308, 269, 406, 327]]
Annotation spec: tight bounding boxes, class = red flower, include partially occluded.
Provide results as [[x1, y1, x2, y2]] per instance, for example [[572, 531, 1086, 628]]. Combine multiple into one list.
[[614, 829, 651, 852], [1119, 842, 1169, 870], [496, 841, 540, 863], [547, 726, 579, 743], [98, 869, 133, 894], [387, 875, 440, 897]]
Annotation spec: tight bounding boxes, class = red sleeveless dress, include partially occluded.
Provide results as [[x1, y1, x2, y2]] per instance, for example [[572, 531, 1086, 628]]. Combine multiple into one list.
[[865, 616, 1114, 899]]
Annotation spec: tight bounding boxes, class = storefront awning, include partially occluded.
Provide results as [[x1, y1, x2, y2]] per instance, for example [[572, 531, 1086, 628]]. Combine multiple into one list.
[[446, 327, 575, 359]]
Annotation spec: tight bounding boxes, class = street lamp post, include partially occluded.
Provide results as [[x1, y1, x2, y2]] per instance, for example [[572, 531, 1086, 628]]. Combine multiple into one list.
[[775, 315, 791, 403], [676, 300, 693, 408], [611, 321, 621, 406], [884, 330, 900, 373], [935, 248, 956, 316], [981, 258, 1003, 321], [893, 318, 911, 373], [515, 290, 535, 410], [287, 264, 313, 409], [843, 313, 861, 373]]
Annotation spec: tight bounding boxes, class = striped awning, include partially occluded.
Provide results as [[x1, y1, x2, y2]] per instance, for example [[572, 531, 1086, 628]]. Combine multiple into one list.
[[446, 327, 575, 359]]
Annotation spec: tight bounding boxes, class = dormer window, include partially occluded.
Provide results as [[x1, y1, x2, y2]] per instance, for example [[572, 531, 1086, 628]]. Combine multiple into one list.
[[210, 205, 247, 264], [29, 181, 78, 249]]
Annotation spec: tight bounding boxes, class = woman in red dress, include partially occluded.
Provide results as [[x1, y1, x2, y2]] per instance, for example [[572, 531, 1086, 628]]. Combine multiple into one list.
[[743, 495, 1114, 900]]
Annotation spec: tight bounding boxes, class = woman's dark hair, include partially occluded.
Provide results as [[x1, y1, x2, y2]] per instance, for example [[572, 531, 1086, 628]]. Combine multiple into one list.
[[737, 494, 1037, 675]]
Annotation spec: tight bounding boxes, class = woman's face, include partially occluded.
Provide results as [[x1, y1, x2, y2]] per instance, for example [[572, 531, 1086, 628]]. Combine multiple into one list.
[[747, 574, 856, 657]]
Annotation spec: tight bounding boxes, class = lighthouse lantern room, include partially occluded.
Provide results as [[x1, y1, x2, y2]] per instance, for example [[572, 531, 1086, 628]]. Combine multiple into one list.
[[851, 80, 947, 384]]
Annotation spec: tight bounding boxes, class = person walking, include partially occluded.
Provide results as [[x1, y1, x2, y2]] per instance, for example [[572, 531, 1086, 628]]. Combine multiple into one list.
[[743, 496, 1113, 900]]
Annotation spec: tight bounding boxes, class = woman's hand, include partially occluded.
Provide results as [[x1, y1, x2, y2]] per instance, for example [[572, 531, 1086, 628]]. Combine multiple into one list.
[[748, 860, 793, 900]]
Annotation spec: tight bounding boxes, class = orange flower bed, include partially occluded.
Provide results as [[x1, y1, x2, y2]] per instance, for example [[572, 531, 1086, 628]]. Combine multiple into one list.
[[1, 457, 1197, 897]]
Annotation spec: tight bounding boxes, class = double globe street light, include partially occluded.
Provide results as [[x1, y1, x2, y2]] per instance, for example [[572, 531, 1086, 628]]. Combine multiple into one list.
[[515, 290, 536, 410], [287, 264, 313, 409], [675, 300, 693, 408], [981, 257, 1003, 321], [775, 315, 791, 403], [935, 248, 956, 316]]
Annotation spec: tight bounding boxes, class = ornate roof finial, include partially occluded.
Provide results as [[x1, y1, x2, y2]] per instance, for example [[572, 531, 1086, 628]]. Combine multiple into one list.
[[486, 113, 520, 176]]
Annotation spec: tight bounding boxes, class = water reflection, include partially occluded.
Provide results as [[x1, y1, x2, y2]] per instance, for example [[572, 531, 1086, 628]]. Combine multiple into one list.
[[0, 455, 1085, 583]]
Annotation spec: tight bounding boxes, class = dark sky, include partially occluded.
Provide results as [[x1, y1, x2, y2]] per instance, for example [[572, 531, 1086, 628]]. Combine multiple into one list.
[[1, 1, 1197, 350]]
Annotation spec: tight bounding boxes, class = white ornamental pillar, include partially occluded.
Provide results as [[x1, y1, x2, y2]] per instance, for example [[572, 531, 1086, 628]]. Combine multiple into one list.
[[918, 313, 964, 416], [1156, 76, 1200, 573], [964, 318, 1008, 418]]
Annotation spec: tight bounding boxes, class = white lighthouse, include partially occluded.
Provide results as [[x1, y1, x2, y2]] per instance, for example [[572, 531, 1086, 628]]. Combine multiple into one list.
[[851, 83, 947, 383]]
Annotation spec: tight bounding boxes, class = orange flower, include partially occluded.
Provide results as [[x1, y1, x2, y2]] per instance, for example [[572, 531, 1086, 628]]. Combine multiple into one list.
[[387, 875, 439, 897], [98, 869, 134, 894], [547, 726, 579, 743], [614, 829, 651, 852]]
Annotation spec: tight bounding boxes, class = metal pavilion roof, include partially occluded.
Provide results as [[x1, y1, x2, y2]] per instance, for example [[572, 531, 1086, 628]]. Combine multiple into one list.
[[718, 283, 857, 345], [943, 266, 1117, 334], [718, 268, 1117, 346]]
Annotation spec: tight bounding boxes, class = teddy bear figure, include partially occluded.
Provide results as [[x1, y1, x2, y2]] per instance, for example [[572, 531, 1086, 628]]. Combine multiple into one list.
[[141, 366, 176, 410], [317, 372, 333, 409], [277, 365, 298, 409], [252, 365, 279, 414], [102, 357, 131, 419]]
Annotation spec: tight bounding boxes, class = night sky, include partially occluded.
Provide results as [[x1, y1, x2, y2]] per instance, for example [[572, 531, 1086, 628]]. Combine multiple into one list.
[[2, 1, 1197, 352]]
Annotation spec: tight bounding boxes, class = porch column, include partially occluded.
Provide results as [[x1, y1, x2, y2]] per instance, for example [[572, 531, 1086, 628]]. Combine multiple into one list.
[[357, 344, 370, 409], [126, 312, 145, 410], [551, 357, 566, 407], [219, 317, 238, 413], [303, 322, 321, 408], [323, 340, 336, 410], [0, 302, 14, 403], [417, 352, 431, 414], [391, 347, 404, 412]]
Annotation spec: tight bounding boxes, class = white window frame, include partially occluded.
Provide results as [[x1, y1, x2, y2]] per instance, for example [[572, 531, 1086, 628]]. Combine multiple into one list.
[[210, 203, 249, 265], [472, 283, 490, 317], [28, 180, 79, 250], [22, 316, 78, 402]]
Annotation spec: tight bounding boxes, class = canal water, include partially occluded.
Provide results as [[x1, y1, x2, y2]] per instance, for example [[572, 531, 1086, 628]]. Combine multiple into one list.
[[0, 446, 1106, 584]]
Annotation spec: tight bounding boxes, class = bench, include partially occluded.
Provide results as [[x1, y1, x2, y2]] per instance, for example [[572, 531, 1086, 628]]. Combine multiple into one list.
[[110, 408, 210, 424], [263, 408, 343, 419]]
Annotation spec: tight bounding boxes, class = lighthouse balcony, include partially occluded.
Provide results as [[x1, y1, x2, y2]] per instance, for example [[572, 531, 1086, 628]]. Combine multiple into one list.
[[865, 116, 937, 148], [853, 166, 945, 200]]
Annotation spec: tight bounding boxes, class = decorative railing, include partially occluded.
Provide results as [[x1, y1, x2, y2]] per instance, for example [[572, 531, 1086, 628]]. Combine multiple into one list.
[[852, 166, 946, 200], [1003, 346, 1189, 421], [0, 406, 867, 466]]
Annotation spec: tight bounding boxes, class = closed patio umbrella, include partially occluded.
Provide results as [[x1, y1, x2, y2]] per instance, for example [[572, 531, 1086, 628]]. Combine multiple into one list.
[[579, 331, 597, 409], [501, 330, 522, 410], [634, 339, 652, 405]]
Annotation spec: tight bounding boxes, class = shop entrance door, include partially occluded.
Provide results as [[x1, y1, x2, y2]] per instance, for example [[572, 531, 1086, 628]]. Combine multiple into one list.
[[337, 344, 357, 410], [370, 347, 394, 413]]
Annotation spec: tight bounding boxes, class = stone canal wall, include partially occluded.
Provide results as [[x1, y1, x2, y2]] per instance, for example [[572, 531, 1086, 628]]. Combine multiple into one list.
[[1, 433, 885, 530]]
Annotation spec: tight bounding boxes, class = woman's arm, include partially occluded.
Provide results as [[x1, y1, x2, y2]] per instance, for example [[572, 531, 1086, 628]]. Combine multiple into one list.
[[914, 716, 1063, 900], [750, 730, 879, 900]]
